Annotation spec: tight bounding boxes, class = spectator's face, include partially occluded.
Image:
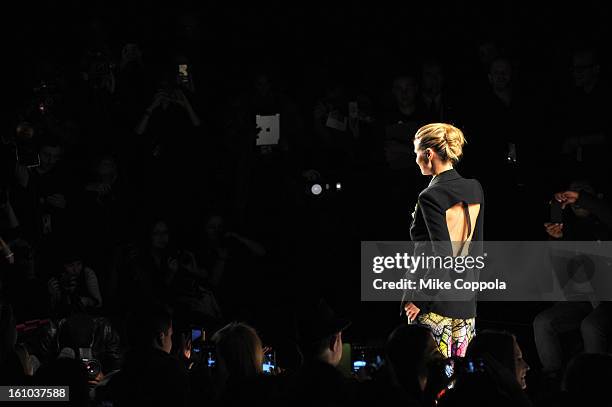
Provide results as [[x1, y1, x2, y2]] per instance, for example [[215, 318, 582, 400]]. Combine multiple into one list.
[[151, 222, 169, 250], [414, 139, 432, 176], [63, 260, 83, 277], [205, 216, 224, 242], [478, 41, 499, 67], [514, 339, 529, 389], [161, 324, 173, 354], [573, 53, 599, 88], [392, 77, 418, 107], [96, 159, 117, 185], [176, 14, 200, 41], [488, 60, 512, 91], [422, 64, 443, 95], [39, 146, 62, 172], [254, 75, 272, 97]]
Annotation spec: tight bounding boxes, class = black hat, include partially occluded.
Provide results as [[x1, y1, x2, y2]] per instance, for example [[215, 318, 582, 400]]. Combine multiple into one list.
[[294, 298, 351, 345]]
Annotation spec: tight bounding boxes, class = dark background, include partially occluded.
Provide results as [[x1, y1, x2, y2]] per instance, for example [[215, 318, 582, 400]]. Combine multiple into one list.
[[3, 0, 611, 380]]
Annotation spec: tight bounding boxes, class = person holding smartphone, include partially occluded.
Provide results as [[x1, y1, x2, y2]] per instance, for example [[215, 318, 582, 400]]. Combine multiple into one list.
[[535, 181, 612, 386], [402, 123, 484, 358]]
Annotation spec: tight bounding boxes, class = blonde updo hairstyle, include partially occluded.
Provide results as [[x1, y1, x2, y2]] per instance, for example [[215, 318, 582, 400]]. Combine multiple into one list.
[[414, 123, 466, 165]]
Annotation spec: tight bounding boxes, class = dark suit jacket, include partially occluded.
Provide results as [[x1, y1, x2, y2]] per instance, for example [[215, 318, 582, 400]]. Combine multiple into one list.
[[409, 168, 484, 319]]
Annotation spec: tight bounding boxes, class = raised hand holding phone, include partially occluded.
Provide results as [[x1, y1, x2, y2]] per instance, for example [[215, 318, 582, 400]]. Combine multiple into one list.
[[554, 190, 580, 209]]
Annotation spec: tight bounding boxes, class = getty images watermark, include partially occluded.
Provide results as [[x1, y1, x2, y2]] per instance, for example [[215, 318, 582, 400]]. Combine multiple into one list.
[[361, 241, 612, 302], [371, 251, 499, 292]]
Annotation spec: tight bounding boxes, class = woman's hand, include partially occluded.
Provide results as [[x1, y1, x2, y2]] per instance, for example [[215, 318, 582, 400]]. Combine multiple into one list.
[[544, 223, 563, 239], [404, 302, 420, 321]]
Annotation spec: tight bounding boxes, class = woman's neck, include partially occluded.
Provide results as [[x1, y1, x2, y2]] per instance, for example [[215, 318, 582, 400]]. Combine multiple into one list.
[[432, 163, 454, 176]]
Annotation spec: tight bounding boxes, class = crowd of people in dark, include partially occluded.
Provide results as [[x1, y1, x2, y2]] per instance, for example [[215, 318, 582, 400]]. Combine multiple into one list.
[[1, 3, 611, 406]]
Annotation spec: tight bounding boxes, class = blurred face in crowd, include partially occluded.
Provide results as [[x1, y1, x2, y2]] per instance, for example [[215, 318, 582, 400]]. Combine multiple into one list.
[[514, 338, 529, 389], [488, 59, 512, 92], [39, 145, 62, 173], [572, 51, 600, 90], [422, 63, 444, 96], [96, 158, 118, 185], [478, 40, 499, 68], [160, 323, 173, 353], [175, 14, 200, 42], [61, 260, 83, 292], [205, 215, 225, 242], [63, 260, 83, 277], [151, 221, 169, 250], [392, 76, 418, 108], [254, 74, 272, 98]]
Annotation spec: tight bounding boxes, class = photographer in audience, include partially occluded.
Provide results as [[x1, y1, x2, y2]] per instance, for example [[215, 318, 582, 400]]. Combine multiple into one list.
[[47, 248, 102, 318]]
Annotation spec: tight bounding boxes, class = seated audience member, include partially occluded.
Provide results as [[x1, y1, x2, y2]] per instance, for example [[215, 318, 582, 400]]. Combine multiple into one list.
[[289, 298, 353, 406], [194, 212, 264, 317], [47, 249, 102, 317], [110, 304, 190, 407], [562, 353, 612, 406], [535, 181, 612, 383], [544, 180, 612, 241], [439, 330, 531, 407], [466, 330, 530, 390], [121, 219, 176, 306], [381, 73, 426, 171], [561, 46, 609, 177], [211, 321, 280, 405], [381, 324, 444, 406], [419, 59, 460, 125]]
